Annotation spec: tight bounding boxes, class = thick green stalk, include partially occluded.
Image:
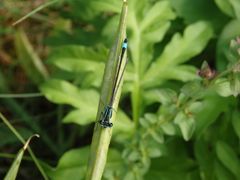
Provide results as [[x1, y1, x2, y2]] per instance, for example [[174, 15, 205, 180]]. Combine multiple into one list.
[[86, 1, 128, 180]]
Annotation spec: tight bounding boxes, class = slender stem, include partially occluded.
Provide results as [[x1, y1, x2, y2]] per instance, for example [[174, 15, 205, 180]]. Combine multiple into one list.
[[12, 0, 59, 26], [86, 1, 128, 180], [0, 112, 49, 180], [0, 153, 32, 161], [0, 93, 43, 98]]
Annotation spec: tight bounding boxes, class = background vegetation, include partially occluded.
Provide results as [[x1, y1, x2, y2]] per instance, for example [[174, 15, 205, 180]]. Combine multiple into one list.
[[0, 0, 240, 179]]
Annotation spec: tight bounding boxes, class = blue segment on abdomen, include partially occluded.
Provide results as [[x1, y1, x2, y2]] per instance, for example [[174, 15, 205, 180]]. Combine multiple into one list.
[[122, 43, 127, 49]]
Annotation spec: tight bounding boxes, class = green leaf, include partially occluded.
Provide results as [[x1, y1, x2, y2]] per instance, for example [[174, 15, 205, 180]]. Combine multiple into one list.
[[67, 0, 121, 21], [194, 140, 215, 180], [214, 0, 235, 17], [170, 0, 228, 31], [113, 110, 134, 136], [232, 110, 240, 138], [174, 111, 195, 141], [144, 21, 213, 87], [47, 146, 89, 180], [216, 141, 240, 178], [229, 72, 240, 97], [215, 0, 240, 19], [147, 146, 162, 158], [215, 161, 235, 180], [195, 95, 229, 136], [160, 122, 176, 136], [14, 29, 48, 85], [230, 0, 240, 19], [144, 89, 177, 105], [149, 130, 164, 144], [48, 45, 107, 73], [214, 78, 232, 97], [4, 135, 39, 180], [128, 0, 176, 75], [139, 1, 176, 44], [181, 81, 202, 98], [216, 20, 240, 70], [63, 109, 95, 125], [103, 149, 125, 179], [40, 79, 99, 108], [188, 102, 203, 114]]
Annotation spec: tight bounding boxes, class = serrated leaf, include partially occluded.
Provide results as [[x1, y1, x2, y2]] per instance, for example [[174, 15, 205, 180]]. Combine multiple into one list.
[[128, 0, 175, 78], [170, 0, 228, 31], [40, 79, 99, 109], [174, 112, 195, 141], [48, 45, 107, 73], [140, 1, 176, 43], [216, 141, 240, 178], [144, 21, 213, 87]]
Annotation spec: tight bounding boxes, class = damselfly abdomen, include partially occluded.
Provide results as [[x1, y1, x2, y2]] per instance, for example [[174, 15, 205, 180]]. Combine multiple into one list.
[[98, 38, 128, 128]]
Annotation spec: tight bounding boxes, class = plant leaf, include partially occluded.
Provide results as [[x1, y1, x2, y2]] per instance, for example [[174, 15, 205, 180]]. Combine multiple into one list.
[[214, 0, 235, 17], [232, 110, 240, 138], [170, 0, 228, 31], [216, 20, 240, 70], [48, 45, 107, 73], [174, 111, 195, 141], [15, 29, 48, 84], [40, 79, 99, 108], [4, 134, 39, 180], [144, 21, 213, 88], [216, 141, 240, 178]]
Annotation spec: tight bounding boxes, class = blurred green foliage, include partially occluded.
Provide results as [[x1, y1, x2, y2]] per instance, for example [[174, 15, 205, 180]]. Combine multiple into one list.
[[0, 0, 240, 179]]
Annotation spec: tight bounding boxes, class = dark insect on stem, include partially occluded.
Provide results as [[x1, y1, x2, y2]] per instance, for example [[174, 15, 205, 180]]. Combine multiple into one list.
[[99, 38, 128, 128]]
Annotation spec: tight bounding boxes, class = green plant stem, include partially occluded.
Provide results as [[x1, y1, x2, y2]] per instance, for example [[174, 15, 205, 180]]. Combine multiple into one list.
[[0, 71, 60, 155], [12, 0, 59, 26], [1, 98, 60, 155], [0, 153, 32, 161], [0, 112, 49, 180], [86, 1, 128, 180], [0, 93, 43, 98]]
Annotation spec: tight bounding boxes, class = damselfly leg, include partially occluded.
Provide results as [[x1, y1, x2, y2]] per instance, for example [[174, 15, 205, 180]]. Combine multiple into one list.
[[99, 106, 113, 128]]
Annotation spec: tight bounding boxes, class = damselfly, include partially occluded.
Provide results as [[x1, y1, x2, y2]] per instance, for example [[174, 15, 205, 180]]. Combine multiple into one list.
[[99, 38, 128, 128]]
